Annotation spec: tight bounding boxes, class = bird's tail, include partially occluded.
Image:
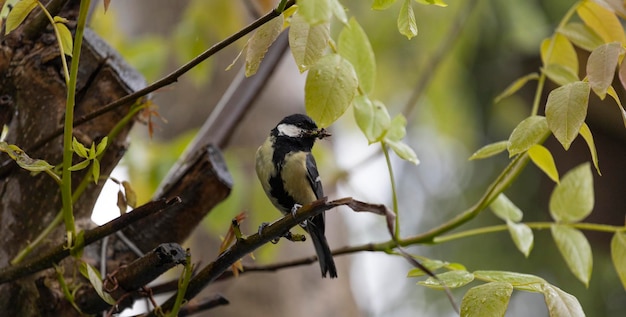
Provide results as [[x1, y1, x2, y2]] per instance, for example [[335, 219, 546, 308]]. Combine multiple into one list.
[[307, 222, 338, 278]]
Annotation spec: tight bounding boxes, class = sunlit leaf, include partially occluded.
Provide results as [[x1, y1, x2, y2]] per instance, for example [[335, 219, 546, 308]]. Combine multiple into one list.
[[545, 81, 590, 150], [407, 259, 448, 277], [558, 22, 604, 51], [338, 18, 376, 93], [72, 137, 88, 158], [353, 95, 390, 143], [398, 0, 417, 40], [92, 159, 100, 184], [494, 73, 539, 104], [577, 0, 626, 45], [305, 54, 358, 127], [542, 283, 585, 317], [289, 13, 330, 72], [578, 123, 600, 175], [418, 270, 474, 289], [551, 224, 593, 287], [385, 113, 407, 141], [122, 181, 137, 208], [329, 0, 347, 24], [587, 42, 623, 99], [383, 114, 419, 164], [245, 16, 283, 77], [507, 115, 549, 157], [606, 85, 626, 128], [473, 270, 546, 292], [611, 231, 626, 290], [96, 137, 108, 156], [372, 0, 397, 10], [415, 0, 448, 7], [549, 163, 594, 223], [460, 282, 513, 317], [297, 0, 331, 25], [68, 160, 91, 172], [55, 20, 73, 57], [5, 0, 37, 35], [469, 140, 508, 160], [543, 64, 580, 86], [541, 34, 578, 75], [83, 262, 116, 305], [528, 144, 559, 183], [490, 193, 523, 222], [386, 139, 419, 164], [507, 220, 534, 258]]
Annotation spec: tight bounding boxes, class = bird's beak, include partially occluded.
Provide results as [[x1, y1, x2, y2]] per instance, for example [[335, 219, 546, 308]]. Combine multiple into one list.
[[315, 128, 331, 139]]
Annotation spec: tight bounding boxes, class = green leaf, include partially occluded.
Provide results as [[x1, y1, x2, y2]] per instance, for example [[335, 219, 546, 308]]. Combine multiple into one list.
[[305, 54, 358, 127], [551, 224, 593, 287], [469, 141, 508, 160], [577, 0, 626, 45], [96, 137, 108, 156], [507, 220, 534, 258], [289, 14, 329, 73], [398, 0, 418, 40], [542, 283, 585, 317], [122, 180, 137, 208], [507, 115, 549, 157], [17, 157, 55, 172], [494, 73, 539, 104], [338, 18, 377, 93], [385, 113, 407, 141], [55, 21, 73, 57], [415, 0, 448, 7], [490, 193, 523, 222], [89, 142, 96, 159], [578, 123, 600, 175], [541, 34, 579, 75], [407, 259, 448, 277], [92, 159, 100, 184], [5, 0, 37, 34], [418, 270, 474, 289], [83, 263, 116, 305], [558, 22, 604, 52], [329, 0, 347, 24], [545, 81, 590, 150], [549, 163, 594, 223], [245, 15, 283, 77], [460, 282, 513, 317], [543, 63, 580, 86], [528, 144, 559, 183], [611, 231, 626, 290], [473, 270, 546, 292], [386, 139, 419, 164], [372, 0, 397, 10], [606, 85, 626, 128], [68, 160, 91, 171], [353, 95, 390, 143], [297, 0, 331, 25], [72, 137, 88, 158], [587, 42, 623, 100]]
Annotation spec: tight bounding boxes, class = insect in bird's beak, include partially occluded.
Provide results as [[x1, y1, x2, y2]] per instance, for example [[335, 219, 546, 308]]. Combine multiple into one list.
[[315, 128, 331, 139]]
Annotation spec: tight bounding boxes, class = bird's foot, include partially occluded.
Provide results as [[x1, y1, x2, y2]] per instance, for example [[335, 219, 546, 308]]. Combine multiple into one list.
[[283, 231, 306, 242], [291, 203, 302, 217], [258, 222, 269, 237]]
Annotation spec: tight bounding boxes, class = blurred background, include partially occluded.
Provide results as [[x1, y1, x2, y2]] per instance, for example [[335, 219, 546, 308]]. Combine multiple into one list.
[[82, 0, 625, 316]]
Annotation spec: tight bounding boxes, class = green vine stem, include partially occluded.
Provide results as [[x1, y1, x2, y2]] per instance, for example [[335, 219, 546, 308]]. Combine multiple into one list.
[[60, 0, 91, 249], [36, 1, 70, 83], [381, 142, 401, 239]]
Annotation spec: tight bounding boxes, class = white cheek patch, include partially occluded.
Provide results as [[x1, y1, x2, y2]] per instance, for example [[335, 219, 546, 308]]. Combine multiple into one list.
[[277, 123, 304, 138]]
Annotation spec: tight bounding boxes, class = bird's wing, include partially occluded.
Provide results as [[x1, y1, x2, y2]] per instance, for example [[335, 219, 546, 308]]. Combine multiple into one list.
[[305, 152, 324, 200]]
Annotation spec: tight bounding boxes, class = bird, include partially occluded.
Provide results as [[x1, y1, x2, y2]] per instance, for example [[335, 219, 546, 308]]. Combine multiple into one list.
[[255, 113, 338, 278]]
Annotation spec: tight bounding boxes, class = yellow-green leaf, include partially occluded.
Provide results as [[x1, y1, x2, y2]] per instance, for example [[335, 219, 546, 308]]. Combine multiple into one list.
[[507, 220, 534, 258], [83, 263, 116, 305], [305, 54, 358, 127], [418, 270, 474, 289], [245, 15, 283, 77], [72, 137, 88, 158], [558, 22, 604, 52], [415, 0, 448, 7], [289, 13, 330, 72], [587, 42, 623, 100], [96, 136, 108, 156], [543, 284, 585, 317], [577, 0, 626, 45], [541, 34, 578, 75], [353, 95, 390, 143], [549, 163, 594, 223], [469, 140, 508, 160], [460, 282, 513, 317], [68, 160, 91, 171], [398, 0, 417, 40], [606, 85, 626, 128], [490, 193, 523, 222], [494, 73, 539, 104], [543, 64, 579, 86], [528, 144, 559, 183], [5, 0, 37, 35], [578, 123, 600, 175], [551, 224, 593, 287], [338, 18, 376, 93], [56, 22, 73, 57], [372, 0, 397, 10], [611, 231, 626, 290], [507, 115, 550, 157], [385, 113, 407, 141], [297, 0, 331, 25], [473, 270, 546, 292], [545, 81, 590, 150], [386, 139, 419, 164], [92, 159, 100, 184], [330, 0, 347, 24]]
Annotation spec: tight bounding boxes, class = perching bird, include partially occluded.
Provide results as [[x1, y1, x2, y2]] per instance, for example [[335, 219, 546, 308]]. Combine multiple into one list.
[[255, 114, 337, 278]]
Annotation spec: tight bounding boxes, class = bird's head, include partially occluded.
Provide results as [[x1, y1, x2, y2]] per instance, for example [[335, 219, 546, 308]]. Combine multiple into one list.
[[273, 114, 331, 140]]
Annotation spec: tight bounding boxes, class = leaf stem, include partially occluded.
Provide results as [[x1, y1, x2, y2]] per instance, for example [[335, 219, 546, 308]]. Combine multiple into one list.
[[36, 1, 69, 83], [381, 142, 400, 239]]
